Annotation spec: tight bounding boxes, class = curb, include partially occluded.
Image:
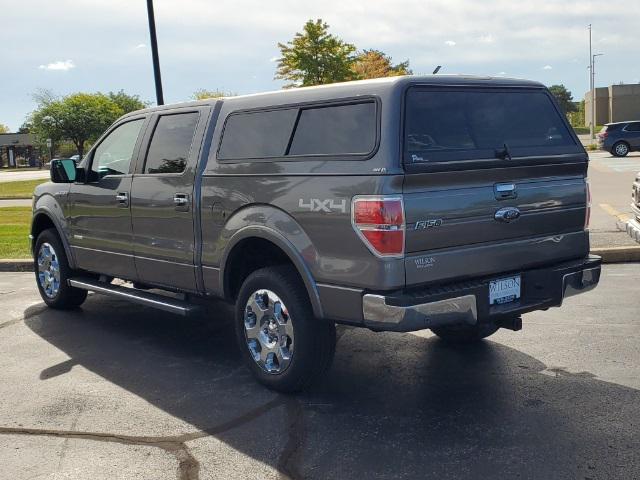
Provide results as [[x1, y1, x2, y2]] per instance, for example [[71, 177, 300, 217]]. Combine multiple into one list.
[[1, 247, 639, 273], [591, 246, 640, 263], [0, 260, 33, 272]]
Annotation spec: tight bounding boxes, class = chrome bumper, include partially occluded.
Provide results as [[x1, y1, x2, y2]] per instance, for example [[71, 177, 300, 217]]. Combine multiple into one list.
[[363, 294, 478, 332], [362, 259, 601, 333], [626, 218, 640, 243]]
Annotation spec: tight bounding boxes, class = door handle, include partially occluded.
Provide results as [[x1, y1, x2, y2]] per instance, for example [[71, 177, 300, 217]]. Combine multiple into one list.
[[115, 192, 129, 207], [174, 193, 190, 211]]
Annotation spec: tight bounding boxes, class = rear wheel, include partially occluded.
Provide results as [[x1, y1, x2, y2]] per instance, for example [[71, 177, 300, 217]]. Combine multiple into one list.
[[431, 322, 499, 344], [612, 141, 630, 157], [235, 266, 336, 392], [34, 229, 87, 309]]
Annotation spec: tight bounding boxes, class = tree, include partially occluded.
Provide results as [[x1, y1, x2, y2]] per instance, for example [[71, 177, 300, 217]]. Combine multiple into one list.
[[192, 89, 234, 100], [31, 93, 122, 158], [548, 85, 578, 115], [0, 123, 9, 133], [275, 19, 356, 88], [17, 121, 32, 134], [108, 90, 149, 113], [351, 49, 412, 80]]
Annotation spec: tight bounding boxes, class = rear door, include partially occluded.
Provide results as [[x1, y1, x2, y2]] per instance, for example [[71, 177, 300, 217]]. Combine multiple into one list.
[[130, 108, 207, 292], [402, 86, 588, 286]]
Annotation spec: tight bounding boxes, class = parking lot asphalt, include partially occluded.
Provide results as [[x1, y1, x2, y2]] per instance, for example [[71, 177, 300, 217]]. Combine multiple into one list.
[[0, 265, 639, 480]]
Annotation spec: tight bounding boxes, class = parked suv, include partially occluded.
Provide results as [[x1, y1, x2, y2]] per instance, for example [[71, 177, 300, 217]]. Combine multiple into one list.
[[597, 121, 640, 157], [31, 76, 601, 392]]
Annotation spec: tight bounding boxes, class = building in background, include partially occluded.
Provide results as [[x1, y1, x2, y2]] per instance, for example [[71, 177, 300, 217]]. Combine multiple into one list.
[[584, 83, 640, 127], [0, 133, 40, 168]]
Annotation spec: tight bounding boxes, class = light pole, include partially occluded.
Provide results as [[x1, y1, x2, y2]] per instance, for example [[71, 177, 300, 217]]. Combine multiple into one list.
[[591, 53, 604, 138], [588, 24, 593, 139], [146, 0, 164, 106]]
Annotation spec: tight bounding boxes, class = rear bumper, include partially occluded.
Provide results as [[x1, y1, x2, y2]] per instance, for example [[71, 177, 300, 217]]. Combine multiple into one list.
[[362, 255, 601, 332], [626, 218, 640, 243]]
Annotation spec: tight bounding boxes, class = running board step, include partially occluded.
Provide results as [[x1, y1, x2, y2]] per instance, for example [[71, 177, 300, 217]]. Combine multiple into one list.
[[68, 277, 199, 316]]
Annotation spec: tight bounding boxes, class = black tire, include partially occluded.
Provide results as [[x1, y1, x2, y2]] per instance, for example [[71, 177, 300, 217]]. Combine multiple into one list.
[[431, 322, 499, 344], [612, 141, 630, 157], [235, 266, 336, 392], [34, 228, 87, 309]]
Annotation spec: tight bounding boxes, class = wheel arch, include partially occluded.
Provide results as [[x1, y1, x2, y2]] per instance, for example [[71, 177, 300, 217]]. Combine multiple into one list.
[[220, 226, 324, 319], [31, 208, 76, 269]]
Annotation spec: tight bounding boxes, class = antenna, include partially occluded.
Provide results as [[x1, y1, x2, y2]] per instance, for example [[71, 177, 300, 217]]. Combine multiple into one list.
[[432, 66, 442, 74]]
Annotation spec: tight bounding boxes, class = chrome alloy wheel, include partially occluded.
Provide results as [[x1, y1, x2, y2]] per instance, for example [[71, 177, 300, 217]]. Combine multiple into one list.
[[244, 289, 294, 374], [37, 242, 61, 298], [615, 143, 629, 156]]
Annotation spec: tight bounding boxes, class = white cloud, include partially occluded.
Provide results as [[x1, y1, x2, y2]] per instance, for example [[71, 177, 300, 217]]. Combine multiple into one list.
[[134, 43, 146, 49], [444, 40, 456, 46], [38, 60, 75, 71], [497, 71, 507, 75], [479, 34, 495, 43], [542, 65, 553, 70]]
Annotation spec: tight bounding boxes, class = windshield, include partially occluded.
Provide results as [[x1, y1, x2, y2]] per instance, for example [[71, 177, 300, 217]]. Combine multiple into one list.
[[404, 88, 578, 164]]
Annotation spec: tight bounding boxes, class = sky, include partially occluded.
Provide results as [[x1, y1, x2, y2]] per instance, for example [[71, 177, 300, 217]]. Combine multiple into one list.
[[1, 0, 639, 131]]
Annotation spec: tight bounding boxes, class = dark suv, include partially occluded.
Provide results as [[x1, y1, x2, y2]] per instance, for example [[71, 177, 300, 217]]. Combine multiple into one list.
[[597, 121, 640, 156], [32, 75, 601, 392]]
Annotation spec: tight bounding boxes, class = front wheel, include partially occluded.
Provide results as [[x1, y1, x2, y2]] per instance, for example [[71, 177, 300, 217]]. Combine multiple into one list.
[[235, 266, 336, 392], [612, 141, 630, 157], [431, 322, 499, 344], [34, 228, 87, 309]]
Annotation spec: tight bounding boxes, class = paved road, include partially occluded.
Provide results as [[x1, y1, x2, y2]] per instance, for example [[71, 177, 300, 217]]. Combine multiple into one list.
[[588, 151, 639, 248], [0, 266, 639, 479], [0, 169, 50, 183]]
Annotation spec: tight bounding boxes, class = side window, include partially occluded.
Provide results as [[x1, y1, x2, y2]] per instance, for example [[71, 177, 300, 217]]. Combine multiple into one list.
[[92, 119, 144, 178], [288, 102, 376, 156], [218, 109, 298, 160], [144, 112, 199, 174], [625, 122, 640, 132]]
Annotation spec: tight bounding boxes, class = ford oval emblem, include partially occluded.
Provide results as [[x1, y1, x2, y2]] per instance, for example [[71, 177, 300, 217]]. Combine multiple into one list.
[[495, 207, 521, 223]]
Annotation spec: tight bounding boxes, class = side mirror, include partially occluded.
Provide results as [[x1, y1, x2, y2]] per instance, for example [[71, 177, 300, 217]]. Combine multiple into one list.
[[50, 159, 78, 183]]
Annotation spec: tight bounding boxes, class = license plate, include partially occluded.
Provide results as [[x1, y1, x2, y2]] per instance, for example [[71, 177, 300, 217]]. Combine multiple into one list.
[[489, 275, 521, 305]]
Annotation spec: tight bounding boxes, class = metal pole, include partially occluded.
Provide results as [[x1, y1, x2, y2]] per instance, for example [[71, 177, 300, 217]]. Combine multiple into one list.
[[146, 0, 164, 106], [589, 24, 596, 140]]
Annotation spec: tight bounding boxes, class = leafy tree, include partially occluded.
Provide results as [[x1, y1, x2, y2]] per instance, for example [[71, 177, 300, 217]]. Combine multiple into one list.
[[0, 123, 9, 133], [31, 93, 122, 158], [548, 84, 578, 115], [192, 89, 235, 100], [275, 19, 356, 88], [17, 121, 32, 134], [351, 49, 412, 80], [108, 90, 149, 113]]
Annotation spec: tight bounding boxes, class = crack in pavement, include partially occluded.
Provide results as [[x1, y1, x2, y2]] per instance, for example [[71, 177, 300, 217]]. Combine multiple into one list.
[[276, 397, 305, 480], [0, 396, 288, 480]]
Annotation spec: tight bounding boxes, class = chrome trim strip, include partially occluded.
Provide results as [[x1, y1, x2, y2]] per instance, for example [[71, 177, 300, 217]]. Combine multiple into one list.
[[68, 278, 196, 316], [362, 293, 477, 332]]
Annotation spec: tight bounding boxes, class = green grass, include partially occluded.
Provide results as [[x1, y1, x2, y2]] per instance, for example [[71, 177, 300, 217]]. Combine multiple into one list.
[[0, 207, 31, 258], [571, 125, 604, 135], [0, 179, 47, 199]]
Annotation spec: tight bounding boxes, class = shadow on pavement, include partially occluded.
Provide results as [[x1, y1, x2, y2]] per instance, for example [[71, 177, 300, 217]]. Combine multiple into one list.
[[24, 296, 640, 480]]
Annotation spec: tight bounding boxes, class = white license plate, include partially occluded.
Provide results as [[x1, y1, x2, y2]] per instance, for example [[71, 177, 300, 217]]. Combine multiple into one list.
[[489, 275, 521, 305]]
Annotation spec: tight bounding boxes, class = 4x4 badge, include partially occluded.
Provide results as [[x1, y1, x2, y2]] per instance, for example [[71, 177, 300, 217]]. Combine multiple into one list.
[[495, 207, 521, 223]]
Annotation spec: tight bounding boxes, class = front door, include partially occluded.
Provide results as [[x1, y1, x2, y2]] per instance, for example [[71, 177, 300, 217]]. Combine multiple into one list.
[[130, 109, 205, 292], [68, 117, 146, 280]]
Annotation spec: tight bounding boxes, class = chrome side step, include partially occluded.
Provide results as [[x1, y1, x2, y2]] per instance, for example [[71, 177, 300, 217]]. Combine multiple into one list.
[[68, 277, 198, 316]]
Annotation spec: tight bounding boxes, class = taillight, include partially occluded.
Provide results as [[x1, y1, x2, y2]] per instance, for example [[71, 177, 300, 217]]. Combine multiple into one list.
[[585, 180, 591, 229], [352, 196, 405, 257]]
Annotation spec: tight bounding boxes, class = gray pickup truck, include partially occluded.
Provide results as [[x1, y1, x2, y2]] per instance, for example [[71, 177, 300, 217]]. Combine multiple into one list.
[[32, 75, 601, 391]]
